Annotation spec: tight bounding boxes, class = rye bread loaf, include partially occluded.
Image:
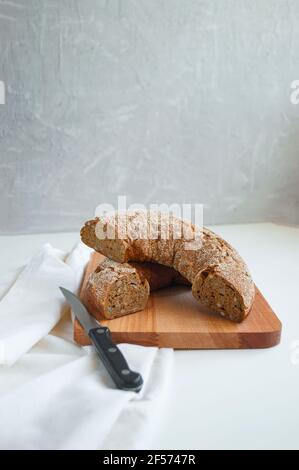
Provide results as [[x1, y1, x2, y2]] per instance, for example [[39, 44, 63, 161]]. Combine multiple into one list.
[[81, 211, 255, 322], [82, 258, 189, 319]]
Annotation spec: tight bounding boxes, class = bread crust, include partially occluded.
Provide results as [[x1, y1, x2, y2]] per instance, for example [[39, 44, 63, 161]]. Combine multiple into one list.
[[81, 211, 255, 322]]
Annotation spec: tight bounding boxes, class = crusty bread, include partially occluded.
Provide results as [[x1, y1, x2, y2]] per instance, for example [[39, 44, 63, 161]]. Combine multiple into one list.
[[81, 211, 255, 322], [82, 258, 189, 319]]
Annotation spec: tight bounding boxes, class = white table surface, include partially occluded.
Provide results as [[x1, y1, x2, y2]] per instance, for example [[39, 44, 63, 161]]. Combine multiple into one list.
[[1, 223, 299, 450]]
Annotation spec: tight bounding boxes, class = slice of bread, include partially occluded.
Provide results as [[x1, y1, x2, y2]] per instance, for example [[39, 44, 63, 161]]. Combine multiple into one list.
[[82, 258, 189, 320]]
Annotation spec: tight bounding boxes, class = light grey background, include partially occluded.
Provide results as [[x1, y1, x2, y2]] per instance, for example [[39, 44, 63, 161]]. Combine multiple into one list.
[[0, 0, 299, 234]]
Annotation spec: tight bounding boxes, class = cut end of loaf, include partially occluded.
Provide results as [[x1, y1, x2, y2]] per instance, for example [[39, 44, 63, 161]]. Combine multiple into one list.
[[192, 269, 255, 322], [105, 277, 149, 318], [82, 259, 150, 320]]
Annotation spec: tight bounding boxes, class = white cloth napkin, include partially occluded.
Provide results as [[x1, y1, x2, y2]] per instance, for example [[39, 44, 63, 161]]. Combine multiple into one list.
[[0, 243, 91, 366], [0, 242, 173, 449]]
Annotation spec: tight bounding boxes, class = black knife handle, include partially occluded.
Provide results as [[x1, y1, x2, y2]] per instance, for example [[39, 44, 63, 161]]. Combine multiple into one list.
[[88, 327, 143, 393]]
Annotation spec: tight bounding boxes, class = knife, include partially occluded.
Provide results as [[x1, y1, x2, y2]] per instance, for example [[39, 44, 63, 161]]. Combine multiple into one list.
[[59, 287, 143, 393]]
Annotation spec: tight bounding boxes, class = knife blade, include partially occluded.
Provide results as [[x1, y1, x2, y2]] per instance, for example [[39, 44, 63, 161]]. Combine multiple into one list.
[[59, 287, 143, 393]]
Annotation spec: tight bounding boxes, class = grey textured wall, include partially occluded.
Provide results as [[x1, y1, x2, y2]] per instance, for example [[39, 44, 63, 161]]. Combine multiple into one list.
[[0, 0, 299, 234]]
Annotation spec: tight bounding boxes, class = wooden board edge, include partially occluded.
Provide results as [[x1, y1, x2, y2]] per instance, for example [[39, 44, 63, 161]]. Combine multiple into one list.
[[74, 318, 282, 349]]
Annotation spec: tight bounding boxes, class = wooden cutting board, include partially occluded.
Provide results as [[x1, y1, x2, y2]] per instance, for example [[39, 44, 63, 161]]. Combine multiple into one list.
[[74, 252, 282, 349]]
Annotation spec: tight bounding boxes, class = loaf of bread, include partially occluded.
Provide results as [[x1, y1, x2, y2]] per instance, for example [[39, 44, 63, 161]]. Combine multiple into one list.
[[81, 211, 255, 322], [82, 258, 189, 319]]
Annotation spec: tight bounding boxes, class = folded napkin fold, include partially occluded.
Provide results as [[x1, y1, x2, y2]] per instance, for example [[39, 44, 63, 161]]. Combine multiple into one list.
[[0, 242, 173, 449]]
